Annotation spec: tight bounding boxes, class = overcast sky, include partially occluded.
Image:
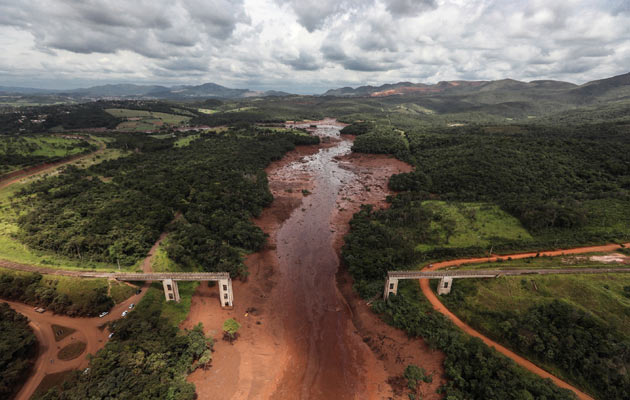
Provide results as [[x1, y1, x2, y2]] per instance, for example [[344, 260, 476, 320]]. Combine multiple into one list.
[[1, 0, 629, 93]]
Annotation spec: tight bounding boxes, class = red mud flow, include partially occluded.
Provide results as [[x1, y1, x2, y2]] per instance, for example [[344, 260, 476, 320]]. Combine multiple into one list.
[[185, 119, 445, 399]]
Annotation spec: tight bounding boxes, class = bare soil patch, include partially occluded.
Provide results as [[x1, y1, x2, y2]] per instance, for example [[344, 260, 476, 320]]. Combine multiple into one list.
[[590, 252, 630, 263], [57, 341, 86, 361]]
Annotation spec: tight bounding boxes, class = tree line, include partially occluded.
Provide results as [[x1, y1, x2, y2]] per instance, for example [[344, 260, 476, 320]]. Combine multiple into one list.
[[0, 302, 37, 400]]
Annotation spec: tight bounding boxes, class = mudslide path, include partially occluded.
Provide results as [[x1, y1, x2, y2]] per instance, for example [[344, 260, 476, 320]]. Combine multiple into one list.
[[420, 242, 630, 400], [185, 120, 446, 400]]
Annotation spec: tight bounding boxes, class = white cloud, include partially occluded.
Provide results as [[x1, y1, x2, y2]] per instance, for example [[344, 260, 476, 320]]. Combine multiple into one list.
[[0, 0, 629, 92]]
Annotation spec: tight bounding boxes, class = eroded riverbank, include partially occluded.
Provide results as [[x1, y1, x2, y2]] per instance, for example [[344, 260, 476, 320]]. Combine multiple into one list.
[[185, 119, 443, 399]]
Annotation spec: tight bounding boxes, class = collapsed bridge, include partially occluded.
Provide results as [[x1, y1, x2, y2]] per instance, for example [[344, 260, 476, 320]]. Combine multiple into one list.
[[115, 272, 233, 308], [384, 267, 630, 300]]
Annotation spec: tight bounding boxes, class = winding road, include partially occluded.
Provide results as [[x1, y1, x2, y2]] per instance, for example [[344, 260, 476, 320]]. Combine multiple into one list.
[[420, 242, 630, 400]]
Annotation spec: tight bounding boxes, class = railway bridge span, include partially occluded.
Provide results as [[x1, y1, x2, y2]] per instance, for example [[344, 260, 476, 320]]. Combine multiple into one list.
[[384, 267, 630, 299]]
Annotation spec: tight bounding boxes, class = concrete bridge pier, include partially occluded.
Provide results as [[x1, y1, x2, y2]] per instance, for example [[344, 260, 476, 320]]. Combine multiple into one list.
[[218, 277, 233, 308], [437, 277, 453, 295], [163, 279, 181, 302], [384, 276, 399, 300]]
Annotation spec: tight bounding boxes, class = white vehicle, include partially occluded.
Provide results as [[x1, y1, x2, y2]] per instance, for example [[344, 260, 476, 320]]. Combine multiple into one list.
[[121, 310, 128, 317], [108, 332, 114, 338], [128, 303, 135, 309], [99, 311, 109, 318]]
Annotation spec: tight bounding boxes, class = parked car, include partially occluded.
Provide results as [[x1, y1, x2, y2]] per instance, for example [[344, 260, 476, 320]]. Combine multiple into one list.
[[108, 332, 114, 338], [121, 310, 128, 317], [99, 311, 109, 318], [136, 289, 142, 295], [128, 303, 135, 309], [34, 307, 45, 313]]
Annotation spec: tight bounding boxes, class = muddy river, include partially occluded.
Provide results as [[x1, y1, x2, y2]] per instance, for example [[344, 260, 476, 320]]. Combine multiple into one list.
[[270, 121, 376, 398], [185, 119, 439, 400]]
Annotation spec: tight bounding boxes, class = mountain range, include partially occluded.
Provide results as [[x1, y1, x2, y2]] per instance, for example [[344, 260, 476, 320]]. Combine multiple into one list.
[[1, 72, 629, 104], [0, 83, 290, 100]]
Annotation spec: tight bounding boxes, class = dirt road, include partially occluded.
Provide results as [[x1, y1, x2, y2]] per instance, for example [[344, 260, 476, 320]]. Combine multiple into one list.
[[420, 242, 630, 400], [5, 288, 146, 400]]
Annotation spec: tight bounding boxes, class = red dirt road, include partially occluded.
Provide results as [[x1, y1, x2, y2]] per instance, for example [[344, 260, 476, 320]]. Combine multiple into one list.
[[5, 289, 146, 400], [420, 242, 630, 400]]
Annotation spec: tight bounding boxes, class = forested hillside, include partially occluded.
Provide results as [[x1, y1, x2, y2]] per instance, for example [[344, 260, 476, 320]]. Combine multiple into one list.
[[0, 302, 37, 399], [13, 128, 319, 277], [342, 120, 630, 399]]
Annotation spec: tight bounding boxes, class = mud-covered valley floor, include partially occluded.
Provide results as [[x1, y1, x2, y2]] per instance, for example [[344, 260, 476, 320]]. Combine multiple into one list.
[[183, 120, 445, 400]]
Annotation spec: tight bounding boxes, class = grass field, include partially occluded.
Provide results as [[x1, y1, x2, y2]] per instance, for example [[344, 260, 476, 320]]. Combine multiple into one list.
[[0, 136, 91, 174], [109, 282, 138, 304], [151, 243, 180, 272], [0, 136, 86, 158], [140, 282, 198, 326], [105, 108, 191, 131], [454, 252, 630, 270], [43, 275, 110, 303], [440, 273, 630, 341], [57, 341, 86, 360], [198, 108, 218, 114], [415, 201, 533, 251], [174, 134, 200, 147]]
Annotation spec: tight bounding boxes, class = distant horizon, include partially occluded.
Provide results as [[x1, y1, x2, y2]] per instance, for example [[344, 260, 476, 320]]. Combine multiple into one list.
[[1, 70, 627, 96]]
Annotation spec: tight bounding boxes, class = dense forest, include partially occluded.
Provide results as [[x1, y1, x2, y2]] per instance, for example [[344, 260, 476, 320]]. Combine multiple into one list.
[[14, 128, 319, 276], [341, 121, 630, 398], [36, 289, 213, 400], [0, 302, 37, 400], [0, 271, 114, 316], [441, 285, 630, 400], [371, 282, 576, 399], [346, 122, 630, 247]]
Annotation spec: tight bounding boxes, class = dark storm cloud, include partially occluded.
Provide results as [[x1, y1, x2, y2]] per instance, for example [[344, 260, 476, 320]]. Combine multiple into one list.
[[279, 0, 366, 32], [384, 0, 437, 16], [158, 58, 210, 72], [284, 52, 321, 71], [0, 0, 248, 57], [321, 44, 347, 62], [342, 58, 398, 72]]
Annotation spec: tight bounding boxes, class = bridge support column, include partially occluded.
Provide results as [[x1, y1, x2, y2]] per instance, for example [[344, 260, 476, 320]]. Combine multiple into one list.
[[437, 277, 453, 295], [163, 279, 180, 302], [384, 276, 399, 300], [218, 278, 233, 308]]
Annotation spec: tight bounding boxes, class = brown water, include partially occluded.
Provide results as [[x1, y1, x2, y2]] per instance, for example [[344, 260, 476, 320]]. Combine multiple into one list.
[[271, 120, 377, 399]]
